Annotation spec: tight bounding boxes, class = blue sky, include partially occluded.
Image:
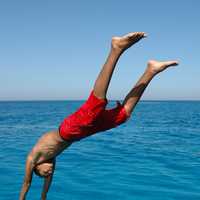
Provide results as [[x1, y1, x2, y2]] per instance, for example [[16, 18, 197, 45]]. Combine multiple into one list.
[[0, 0, 199, 100]]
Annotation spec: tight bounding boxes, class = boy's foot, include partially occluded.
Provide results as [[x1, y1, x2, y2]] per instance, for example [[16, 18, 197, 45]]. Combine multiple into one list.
[[147, 60, 179, 75], [112, 32, 147, 52]]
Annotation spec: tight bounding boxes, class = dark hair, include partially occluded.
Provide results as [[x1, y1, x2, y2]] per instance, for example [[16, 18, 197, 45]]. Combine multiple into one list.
[[33, 159, 55, 178], [33, 166, 43, 178]]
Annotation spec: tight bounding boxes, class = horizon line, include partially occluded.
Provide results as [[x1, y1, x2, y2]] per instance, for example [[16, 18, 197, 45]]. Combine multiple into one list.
[[0, 99, 200, 102]]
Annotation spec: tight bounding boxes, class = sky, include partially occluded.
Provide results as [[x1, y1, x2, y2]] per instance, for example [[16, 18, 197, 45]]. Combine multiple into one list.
[[0, 0, 199, 100]]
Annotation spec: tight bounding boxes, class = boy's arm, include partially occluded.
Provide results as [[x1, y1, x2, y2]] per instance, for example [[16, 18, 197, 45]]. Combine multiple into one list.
[[19, 155, 34, 200], [41, 160, 56, 200]]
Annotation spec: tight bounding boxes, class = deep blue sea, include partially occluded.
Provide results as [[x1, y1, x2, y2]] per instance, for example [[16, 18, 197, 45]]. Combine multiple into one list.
[[0, 100, 200, 200]]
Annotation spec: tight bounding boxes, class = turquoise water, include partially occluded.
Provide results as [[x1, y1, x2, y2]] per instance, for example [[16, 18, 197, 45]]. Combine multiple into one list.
[[0, 100, 200, 200]]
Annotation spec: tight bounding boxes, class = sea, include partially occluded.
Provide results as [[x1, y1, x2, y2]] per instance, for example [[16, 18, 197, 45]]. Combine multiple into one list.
[[0, 100, 200, 200]]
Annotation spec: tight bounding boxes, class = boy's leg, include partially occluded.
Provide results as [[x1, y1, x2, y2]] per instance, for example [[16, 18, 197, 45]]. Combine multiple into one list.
[[93, 32, 146, 99], [123, 60, 179, 115]]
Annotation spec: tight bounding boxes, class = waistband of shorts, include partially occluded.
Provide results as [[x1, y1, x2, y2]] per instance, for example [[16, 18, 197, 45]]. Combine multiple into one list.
[[58, 126, 73, 142]]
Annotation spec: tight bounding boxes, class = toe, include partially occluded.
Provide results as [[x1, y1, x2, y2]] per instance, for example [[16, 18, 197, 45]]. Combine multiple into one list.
[[136, 32, 147, 38], [164, 61, 179, 67], [143, 32, 148, 37]]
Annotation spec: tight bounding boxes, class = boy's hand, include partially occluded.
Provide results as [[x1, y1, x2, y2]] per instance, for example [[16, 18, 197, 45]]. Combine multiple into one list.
[[41, 194, 47, 200], [19, 155, 35, 200]]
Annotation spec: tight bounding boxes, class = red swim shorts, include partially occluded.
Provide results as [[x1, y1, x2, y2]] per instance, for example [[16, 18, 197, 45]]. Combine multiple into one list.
[[59, 90, 130, 142]]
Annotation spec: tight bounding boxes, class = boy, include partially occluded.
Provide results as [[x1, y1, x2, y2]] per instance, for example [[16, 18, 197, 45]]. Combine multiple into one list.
[[20, 32, 178, 200]]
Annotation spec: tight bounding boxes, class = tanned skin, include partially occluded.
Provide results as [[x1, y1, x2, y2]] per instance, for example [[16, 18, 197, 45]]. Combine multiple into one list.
[[19, 130, 72, 200], [19, 32, 178, 200]]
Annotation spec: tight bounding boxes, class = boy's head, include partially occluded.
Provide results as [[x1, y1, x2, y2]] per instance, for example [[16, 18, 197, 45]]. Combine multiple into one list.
[[34, 160, 54, 178]]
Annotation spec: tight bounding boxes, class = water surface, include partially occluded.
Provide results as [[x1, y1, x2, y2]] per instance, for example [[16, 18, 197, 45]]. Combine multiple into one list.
[[0, 100, 200, 199]]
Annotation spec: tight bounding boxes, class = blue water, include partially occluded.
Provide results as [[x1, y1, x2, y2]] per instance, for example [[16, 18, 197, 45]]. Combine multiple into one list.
[[0, 100, 200, 200]]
